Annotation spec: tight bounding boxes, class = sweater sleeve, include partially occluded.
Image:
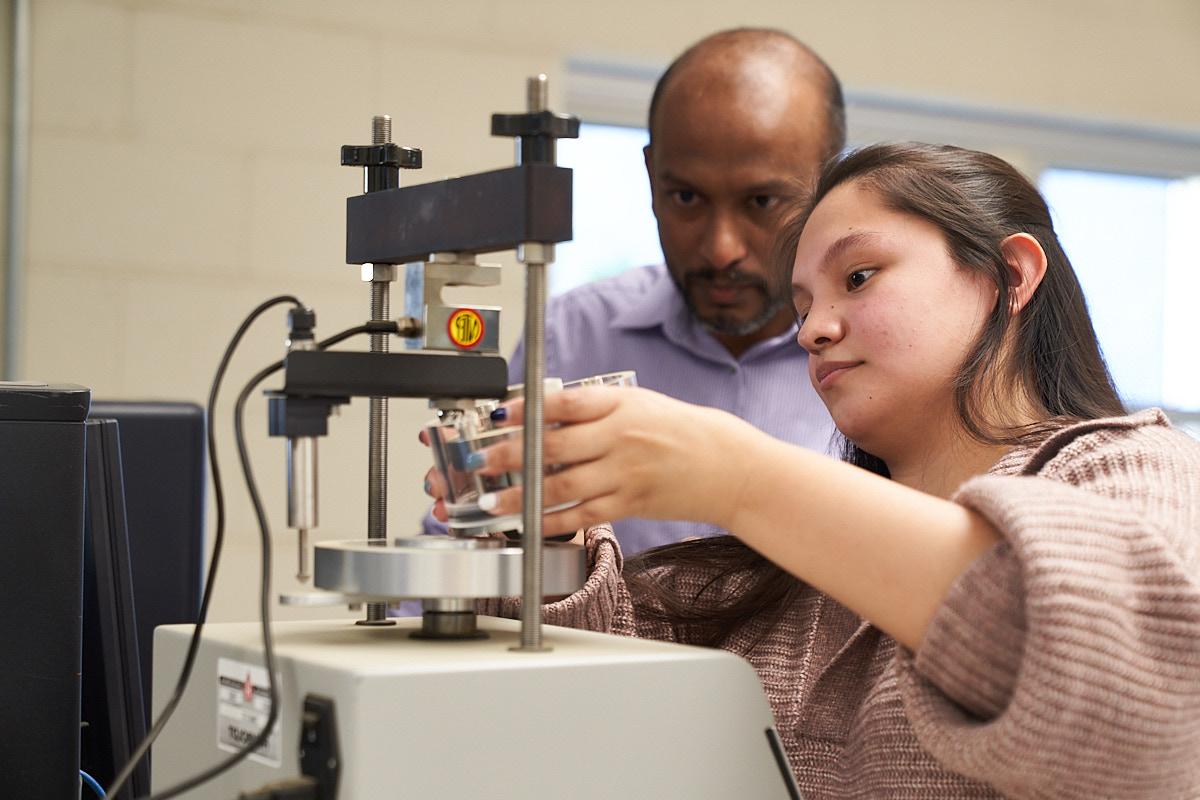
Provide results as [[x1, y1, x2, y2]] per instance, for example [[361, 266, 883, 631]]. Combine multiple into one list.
[[897, 424, 1200, 799], [476, 525, 693, 642], [479, 524, 636, 633]]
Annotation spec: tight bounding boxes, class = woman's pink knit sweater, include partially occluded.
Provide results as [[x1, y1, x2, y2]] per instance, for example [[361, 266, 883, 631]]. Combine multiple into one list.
[[484, 410, 1200, 798]]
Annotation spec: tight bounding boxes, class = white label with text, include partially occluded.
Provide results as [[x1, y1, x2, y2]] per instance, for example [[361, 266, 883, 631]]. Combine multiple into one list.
[[216, 657, 281, 768]]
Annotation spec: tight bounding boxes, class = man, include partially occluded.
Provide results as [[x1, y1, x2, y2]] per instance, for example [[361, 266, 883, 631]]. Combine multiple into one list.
[[505, 28, 846, 554]]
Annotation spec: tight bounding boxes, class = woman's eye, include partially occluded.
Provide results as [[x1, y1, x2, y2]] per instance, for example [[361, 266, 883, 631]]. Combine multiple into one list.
[[847, 268, 877, 290], [671, 189, 696, 206]]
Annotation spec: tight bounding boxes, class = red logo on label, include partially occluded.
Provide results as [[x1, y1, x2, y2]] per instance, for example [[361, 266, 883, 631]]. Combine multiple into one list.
[[243, 672, 254, 703]]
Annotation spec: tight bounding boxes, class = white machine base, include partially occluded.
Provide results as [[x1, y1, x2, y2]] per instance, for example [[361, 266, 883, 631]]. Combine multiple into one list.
[[152, 616, 799, 799]]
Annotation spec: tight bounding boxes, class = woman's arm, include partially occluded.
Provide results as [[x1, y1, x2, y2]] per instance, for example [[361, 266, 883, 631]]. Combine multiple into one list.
[[721, 428, 999, 651], [475, 386, 999, 651], [897, 421, 1200, 798]]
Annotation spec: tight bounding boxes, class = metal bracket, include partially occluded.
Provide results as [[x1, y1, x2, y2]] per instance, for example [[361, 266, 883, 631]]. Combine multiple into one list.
[[421, 252, 501, 354]]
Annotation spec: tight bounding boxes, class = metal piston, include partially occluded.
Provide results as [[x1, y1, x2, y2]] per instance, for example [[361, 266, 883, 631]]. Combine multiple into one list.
[[411, 598, 486, 640]]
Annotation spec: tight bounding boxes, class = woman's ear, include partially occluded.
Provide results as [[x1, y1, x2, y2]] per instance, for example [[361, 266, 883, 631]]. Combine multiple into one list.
[[1000, 233, 1048, 316]]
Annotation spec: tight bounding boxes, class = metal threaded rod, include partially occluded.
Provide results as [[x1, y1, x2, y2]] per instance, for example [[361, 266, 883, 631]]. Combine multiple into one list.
[[518, 256, 547, 650], [363, 112, 395, 626], [372, 114, 391, 146], [516, 74, 552, 651], [365, 280, 390, 623], [526, 74, 548, 115]]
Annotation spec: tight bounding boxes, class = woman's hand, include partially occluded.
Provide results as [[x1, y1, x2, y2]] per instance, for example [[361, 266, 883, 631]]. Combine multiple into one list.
[[418, 427, 450, 522], [470, 386, 758, 535]]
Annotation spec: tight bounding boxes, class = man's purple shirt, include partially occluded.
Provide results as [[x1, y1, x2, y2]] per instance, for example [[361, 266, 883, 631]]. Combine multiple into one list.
[[489, 263, 837, 554]]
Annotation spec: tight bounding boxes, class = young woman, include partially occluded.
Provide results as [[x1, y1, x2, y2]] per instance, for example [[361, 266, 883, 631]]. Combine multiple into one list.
[[452, 143, 1200, 798]]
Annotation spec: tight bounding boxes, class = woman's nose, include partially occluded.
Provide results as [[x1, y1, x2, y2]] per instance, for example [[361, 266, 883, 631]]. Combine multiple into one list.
[[796, 305, 844, 353]]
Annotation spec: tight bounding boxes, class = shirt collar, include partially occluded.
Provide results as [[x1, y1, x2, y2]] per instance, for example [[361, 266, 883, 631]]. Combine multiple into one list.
[[610, 266, 684, 330]]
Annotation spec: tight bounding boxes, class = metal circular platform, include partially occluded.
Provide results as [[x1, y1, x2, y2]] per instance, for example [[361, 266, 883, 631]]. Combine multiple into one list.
[[312, 536, 587, 601]]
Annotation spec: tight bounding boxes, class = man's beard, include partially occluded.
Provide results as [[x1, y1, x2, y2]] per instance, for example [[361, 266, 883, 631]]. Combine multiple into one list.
[[671, 265, 791, 337]]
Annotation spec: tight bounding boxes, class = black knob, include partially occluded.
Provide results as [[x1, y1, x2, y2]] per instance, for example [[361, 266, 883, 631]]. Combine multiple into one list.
[[339, 143, 422, 170], [490, 110, 580, 141]]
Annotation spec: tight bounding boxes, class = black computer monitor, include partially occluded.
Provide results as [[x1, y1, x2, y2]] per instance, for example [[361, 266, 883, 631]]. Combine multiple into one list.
[[80, 402, 206, 797], [0, 384, 90, 800], [89, 401, 206, 699], [81, 419, 151, 798]]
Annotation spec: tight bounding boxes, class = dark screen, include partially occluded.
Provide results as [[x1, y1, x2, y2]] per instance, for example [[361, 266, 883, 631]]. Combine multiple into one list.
[[81, 403, 206, 795], [81, 419, 150, 797]]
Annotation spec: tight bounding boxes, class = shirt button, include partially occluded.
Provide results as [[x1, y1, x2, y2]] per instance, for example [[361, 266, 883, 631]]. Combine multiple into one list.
[[729, 365, 738, 374]]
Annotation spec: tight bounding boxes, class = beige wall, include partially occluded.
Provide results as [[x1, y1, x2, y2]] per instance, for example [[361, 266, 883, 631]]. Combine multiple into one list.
[[8, 0, 1200, 622], [1, 2, 11, 356]]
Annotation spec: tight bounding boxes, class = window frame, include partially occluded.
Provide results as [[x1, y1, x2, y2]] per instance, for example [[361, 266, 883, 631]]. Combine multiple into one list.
[[566, 58, 1200, 178]]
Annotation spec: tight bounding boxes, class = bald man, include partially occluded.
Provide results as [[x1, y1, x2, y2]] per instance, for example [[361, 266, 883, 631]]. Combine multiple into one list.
[[504, 30, 844, 553]]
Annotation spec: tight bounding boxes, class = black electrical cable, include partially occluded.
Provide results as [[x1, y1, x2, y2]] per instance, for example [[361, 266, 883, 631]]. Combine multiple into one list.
[[145, 336, 288, 799], [148, 324, 382, 798], [105, 295, 303, 800], [116, 317, 396, 799]]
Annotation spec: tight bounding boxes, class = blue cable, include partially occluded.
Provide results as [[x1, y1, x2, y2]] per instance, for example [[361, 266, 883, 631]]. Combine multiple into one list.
[[80, 769, 106, 798]]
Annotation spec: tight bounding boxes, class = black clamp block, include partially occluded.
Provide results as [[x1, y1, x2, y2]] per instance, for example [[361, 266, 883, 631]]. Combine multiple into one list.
[[267, 394, 348, 438], [288, 307, 317, 341]]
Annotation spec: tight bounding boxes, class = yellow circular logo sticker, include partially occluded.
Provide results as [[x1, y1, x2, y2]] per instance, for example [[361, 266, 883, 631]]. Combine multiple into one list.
[[447, 308, 485, 349]]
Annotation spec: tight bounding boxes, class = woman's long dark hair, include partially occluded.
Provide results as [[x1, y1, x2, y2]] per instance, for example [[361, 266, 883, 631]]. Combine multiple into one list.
[[626, 142, 1124, 647]]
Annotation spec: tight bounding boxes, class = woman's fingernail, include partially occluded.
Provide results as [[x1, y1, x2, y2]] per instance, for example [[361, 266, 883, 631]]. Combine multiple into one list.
[[478, 492, 498, 512], [423, 479, 433, 495], [490, 406, 508, 423], [465, 450, 487, 471]]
